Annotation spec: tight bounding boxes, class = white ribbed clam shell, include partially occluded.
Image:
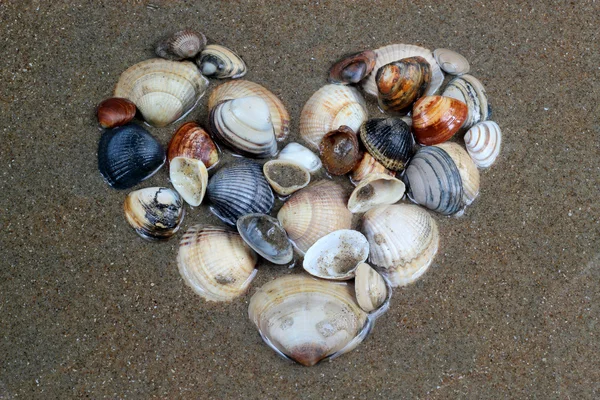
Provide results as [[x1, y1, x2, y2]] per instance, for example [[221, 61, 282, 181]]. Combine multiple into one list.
[[464, 121, 502, 168], [347, 173, 405, 213], [169, 156, 208, 206], [277, 142, 322, 173], [442, 74, 490, 129], [435, 142, 480, 206], [433, 48, 470, 75], [303, 230, 369, 280]]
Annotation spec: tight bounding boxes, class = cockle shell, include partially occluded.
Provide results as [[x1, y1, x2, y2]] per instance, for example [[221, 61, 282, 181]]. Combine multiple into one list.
[[277, 142, 322, 173], [435, 142, 480, 206], [350, 152, 394, 185], [208, 80, 290, 141], [248, 274, 370, 366], [355, 263, 388, 313], [114, 59, 208, 127], [277, 180, 352, 255], [361, 204, 439, 287], [359, 118, 415, 171], [263, 160, 310, 196], [299, 84, 368, 150], [155, 29, 206, 61], [177, 225, 258, 302], [303, 230, 369, 280], [412, 95, 468, 145], [328, 50, 376, 85], [198, 44, 247, 79], [96, 97, 136, 129], [442, 74, 491, 129], [167, 122, 220, 169], [169, 156, 208, 207], [319, 125, 362, 176], [433, 48, 470, 75], [236, 213, 293, 265], [376, 57, 431, 114], [464, 121, 502, 168], [123, 187, 184, 241], [347, 173, 405, 213]]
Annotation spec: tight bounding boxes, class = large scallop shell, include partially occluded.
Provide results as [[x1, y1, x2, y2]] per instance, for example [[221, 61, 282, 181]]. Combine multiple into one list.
[[433, 48, 470, 76], [248, 275, 370, 366], [167, 122, 220, 169], [96, 97, 136, 129], [361, 204, 439, 286], [177, 225, 258, 302], [347, 173, 406, 213], [362, 44, 444, 97], [359, 118, 415, 171], [263, 160, 310, 196], [319, 125, 362, 176], [208, 80, 290, 141], [123, 187, 184, 241], [198, 44, 247, 79], [350, 152, 394, 185], [277, 142, 322, 173], [277, 180, 352, 255], [376, 57, 431, 114], [435, 142, 480, 206], [299, 84, 368, 150], [442, 74, 490, 129], [412, 95, 468, 145], [464, 121, 502, 168], [114, 59, 208, 127], [303, 230, 369, 280], [328, 50, 376, 85], [169, 156, 208, 207], [155, 30, 206, 61], [236, 213, 293, 265]]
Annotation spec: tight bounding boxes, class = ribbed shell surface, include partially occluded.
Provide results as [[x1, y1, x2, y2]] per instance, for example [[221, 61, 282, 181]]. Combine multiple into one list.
[[442, 74, 490, 129], [464, 121, 502, 168], [359, 118, 415, 171], [199, 44, 247, 79], [155, 30, 206, 60]]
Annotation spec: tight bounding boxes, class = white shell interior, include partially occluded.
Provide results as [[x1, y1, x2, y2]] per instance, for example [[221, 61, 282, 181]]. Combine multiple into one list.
[[277, 142, 322, 173], [169, 156, 208, 206]]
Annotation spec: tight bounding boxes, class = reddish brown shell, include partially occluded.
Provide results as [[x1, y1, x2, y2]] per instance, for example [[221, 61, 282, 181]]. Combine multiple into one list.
[[96, 97, 136, 129], [328, 50, 377, 85], [319, 125, 362, 176], [167, 122, 220, 169], [412, 96, 468, 145], [376, 57, 431, 114]]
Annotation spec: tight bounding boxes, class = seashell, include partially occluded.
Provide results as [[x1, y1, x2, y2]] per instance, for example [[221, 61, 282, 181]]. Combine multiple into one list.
[[177, 224, 258, 302], [412, 95, 468, 145], [155, 29, 206, 61], [435, 142, 480, 206], [208, 80, 289, 141], [361, 204, 439, 286], [263, 160, 310, 196], [169, 156, 208, 207], [98, 124, 165, 190], [236, 213, 293, 265], [123, 187, 184, 241], [376, 57, 431, 114], [350, 152, 394, 185], [198, 44, 247, 79], [209, 96, 277, 158], [277, 142, 322, 173], [299, 84, 368, 150], [303, 229, 369, 280], [362, 43, 444, 97], [359, 118, 415, 171], [328, 50, 376, 85], [277, 180, 352, 255], [114, 58, 208, 127], [167, 122, 220, 169], [207, 160, 274, 226], [433, 48, 470, 76], [248, 274, 370, 366], [404, 146, 464, 215], [319, 125, 362, 176], [347, 173, 405, 213], [354, 262, 388, 313], [442, 74, 490, 129], [464, 121, 502, 168], [96, 97, 136, 129]]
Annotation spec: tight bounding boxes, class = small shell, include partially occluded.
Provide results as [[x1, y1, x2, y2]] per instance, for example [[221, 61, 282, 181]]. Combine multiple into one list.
[[169, 156, 208, 207], [124, 187, 184, 241], [464, 121, 502, 168], [114, 59, 208, 127], [277, 143, 322, 173], [207, 160, 274, 226], [350, 153, 394, 185], [303, 230, 369, 280], [435, 142, 480, 206], [96, 97, 136, 129], [404, 146, 464, 215], [167, 122, 220, 169], [359, 118, 415, 171], [319, 125, 362, 176], [433, 48, 470, 75], [299, 84, 368, 150], [442, 74, 491, 129], [155, 30, 206, 60], [98, 124, 165, 190], [263, 160, 310, 196], [277, 180, 352, 255], [208, 80, 289, 141], [412, 95, 468, 145], [347, 173, 405, 213], [177, 225, 258, 302], [237, 213, 293, 265], [355, 263, 388, 313], [328, 50, 376, 84], [198, 44, 247, 79], [361, 204, 439, 286], [376, 57, 431, 114]]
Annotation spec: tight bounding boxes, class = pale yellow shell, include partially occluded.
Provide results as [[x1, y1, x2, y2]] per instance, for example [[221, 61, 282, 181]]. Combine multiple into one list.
[[350, 152, 394, 185], [435, 142, 480, 206], [354, 263, 387, 313], [464, 121, 502, 168], [169, 156, 208, 207], [347, 173, 405, 213]]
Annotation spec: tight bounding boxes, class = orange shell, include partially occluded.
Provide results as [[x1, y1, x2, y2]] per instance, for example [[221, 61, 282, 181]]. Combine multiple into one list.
[[412, 96, 468, 145], [167, 122, 220, 169]]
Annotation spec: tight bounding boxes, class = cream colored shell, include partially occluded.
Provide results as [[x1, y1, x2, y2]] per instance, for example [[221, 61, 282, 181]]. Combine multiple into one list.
[[169, 156, 208, 207], [435, 142, 480, 206], [350, 152, 394, 185], [433, 48, 470, 75], [354, 263, 387, 313], [277, 142, 322, 173], [263, 160, 310, 196], [347, 173, 405, 213], [464, 121, 502, 168]]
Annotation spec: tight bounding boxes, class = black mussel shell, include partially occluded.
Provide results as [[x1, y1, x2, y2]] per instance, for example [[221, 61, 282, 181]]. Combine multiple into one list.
[[359, 118, 415, 171]]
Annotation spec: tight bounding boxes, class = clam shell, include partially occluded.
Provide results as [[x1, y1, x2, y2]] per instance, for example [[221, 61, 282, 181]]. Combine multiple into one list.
[[354, 263, 388, 313], [114, 59, 208, 127], [435, 142, 480, 206], [169, 156, 208, 207], [167, 122, 220, 169], [207, 160, 274, 226], [376, 57, 431, 114], [347, 173, 405, 213], [277, 180, 352, 255], [248, 274, 370, 366], [319, 125, 362, 176], [96, 97, 136, 129], [412, 95, 468, 145], [442, 74, 490, 129], [236, 213, 293, 265], [464, 121, 502, 168], [328, 50, 376, 84], [361, 204, 439, 286], [359, 118, 415, 171], [123, 187, 184, 241], [263, 160, 310, 196], [208, 96, 277, 158], [177, 224, 258, 302], [155, 29, 206, 61], [404, 146, 464, 215], [362, 44, 444, 97], [277, 142, 322, 173], [299, 84, 368, 150], [208, 80, 289, 141], [98, 124, 165, 190], [350, 152, 394, 185], [198, 44, 247, 79], [433, 48, 470, 76]]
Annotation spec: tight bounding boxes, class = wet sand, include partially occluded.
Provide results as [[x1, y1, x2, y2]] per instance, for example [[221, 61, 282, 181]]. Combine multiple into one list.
[[1, 1, 599, 398]]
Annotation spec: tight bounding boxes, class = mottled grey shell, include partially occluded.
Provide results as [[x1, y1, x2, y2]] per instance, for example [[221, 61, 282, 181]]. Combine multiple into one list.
[[359, 118, 415, 171], [155, 30, 206, 60]]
